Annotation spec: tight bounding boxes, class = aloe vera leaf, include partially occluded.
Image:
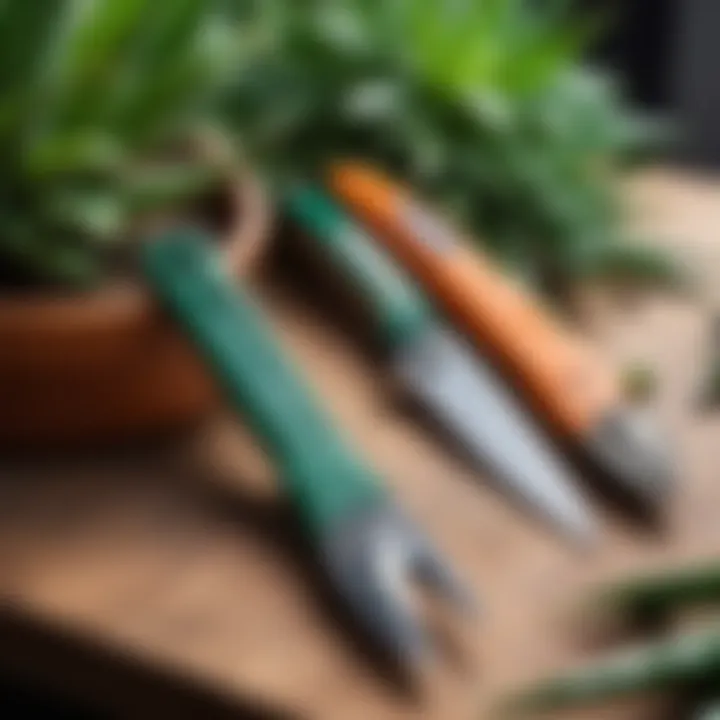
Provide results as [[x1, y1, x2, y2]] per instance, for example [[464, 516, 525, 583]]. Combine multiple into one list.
[[0, 219, 100, 287], [599, 563, 720, 616], [51, 0, 154, 128], [119, 53, 212, 144], [589, 242, 687, 290], [102, 0, 215, 139], [0, 0, 70, 147], [25, 129, 126, 178], [504, 627, 720, 715], [0, 0, 66, 98], [47, 186, 129, 241]]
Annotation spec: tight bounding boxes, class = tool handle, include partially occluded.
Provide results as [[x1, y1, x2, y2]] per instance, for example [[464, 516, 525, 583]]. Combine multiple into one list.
[[142, 229, 385, 533], [285, 186, 432, 348], [330, 163, 619, 436]]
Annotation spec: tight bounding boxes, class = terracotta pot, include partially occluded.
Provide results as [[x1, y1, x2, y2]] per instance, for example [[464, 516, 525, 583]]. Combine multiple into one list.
[[0, 169, 272, 447]]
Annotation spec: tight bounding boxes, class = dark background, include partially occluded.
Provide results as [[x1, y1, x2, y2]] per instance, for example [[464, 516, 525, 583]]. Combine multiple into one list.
[[584, 0, 677, 111], [584, 0, 720, 168]]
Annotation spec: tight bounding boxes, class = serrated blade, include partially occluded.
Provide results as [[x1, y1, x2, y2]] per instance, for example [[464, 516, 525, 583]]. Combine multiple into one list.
[[395, 325, 596, 546]]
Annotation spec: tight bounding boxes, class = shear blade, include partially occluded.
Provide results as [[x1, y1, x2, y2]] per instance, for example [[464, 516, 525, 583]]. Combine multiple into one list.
[[585, 408, 674, 512], [395, 326, 597, 547], [321, 501, 475, 670]]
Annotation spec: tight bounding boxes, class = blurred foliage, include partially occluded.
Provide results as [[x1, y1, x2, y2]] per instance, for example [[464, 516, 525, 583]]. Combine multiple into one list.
[[0, 0, 245, 288], [222, 0, 682, 302]]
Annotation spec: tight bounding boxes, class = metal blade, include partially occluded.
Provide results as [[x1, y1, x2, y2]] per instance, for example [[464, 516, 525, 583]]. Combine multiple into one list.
[[394, 326, 597, 546], [321, 500, 476, 672], [584, 408, 674, 515]]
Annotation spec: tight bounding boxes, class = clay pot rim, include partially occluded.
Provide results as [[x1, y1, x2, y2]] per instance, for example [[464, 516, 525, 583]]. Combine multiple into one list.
[[0, 165, 273, 330]]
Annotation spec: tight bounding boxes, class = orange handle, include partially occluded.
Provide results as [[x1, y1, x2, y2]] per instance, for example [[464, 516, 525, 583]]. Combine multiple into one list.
[[329, 162, 619, 437]]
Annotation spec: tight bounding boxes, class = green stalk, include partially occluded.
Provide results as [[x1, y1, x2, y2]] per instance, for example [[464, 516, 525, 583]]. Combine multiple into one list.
[[598, 562, 720, 618], [102, 0, 216, 141], [51, 0, 154, 129], [503, 626, 720, 716], [0, 0, 68, 149]]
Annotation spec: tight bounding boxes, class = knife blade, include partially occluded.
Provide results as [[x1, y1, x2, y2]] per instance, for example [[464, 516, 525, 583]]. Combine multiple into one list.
[[285, 186, 597, 546]]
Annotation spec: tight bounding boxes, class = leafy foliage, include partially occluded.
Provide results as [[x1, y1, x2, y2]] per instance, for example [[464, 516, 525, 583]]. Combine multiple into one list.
[[223, 0, 681, 300], [0, 0, 243, 287]]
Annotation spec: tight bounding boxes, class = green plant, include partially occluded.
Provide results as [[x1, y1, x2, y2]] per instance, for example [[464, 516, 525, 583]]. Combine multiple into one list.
[[504, 560, 720, 716], [597, 561, 720, 623], [502, 625, 720, 716], [0, 0, 244, 288], [223, 0, 682, 303]]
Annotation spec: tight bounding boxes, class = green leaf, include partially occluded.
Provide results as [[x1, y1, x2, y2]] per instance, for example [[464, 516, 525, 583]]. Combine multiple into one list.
[[0, 0, 245, 288], [25, 130, 126, 178], [0, 216, 101, 287], [341, 79, 405, 123], [588, 242, 688, 290], [0, 0, 72, 147], [122, 161, 220, 214], [0, 0, 67, 96], [48, 187, 128, 241], [103, 0, 228, 140], [461, 90, 514, 133], [51, 0, 157, 128], [311, 2, 370, 56], [501, 625, 720, 715]]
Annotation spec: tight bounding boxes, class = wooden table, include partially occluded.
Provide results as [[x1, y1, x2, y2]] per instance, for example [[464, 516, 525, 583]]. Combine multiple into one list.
[[2, 169, 720, 719]]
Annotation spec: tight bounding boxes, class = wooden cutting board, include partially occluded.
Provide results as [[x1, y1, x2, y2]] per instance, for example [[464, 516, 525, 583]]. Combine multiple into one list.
[[1, 168, 719, 720]]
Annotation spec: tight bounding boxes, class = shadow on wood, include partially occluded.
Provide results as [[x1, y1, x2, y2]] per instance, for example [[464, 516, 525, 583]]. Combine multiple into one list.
[[0, 602, 299, 720]]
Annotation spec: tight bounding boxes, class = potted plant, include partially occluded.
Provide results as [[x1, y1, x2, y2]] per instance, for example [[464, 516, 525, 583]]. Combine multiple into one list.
[[0, 0, 272, 446]]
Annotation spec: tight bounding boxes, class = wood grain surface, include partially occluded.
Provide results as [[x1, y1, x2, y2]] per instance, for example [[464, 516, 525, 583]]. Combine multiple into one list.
[[1, 168, 719, 719]]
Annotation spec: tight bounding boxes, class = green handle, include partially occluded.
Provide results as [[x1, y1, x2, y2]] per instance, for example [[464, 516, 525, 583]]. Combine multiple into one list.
[[141, 228, 385, 534], [284, 185, 432, 348]]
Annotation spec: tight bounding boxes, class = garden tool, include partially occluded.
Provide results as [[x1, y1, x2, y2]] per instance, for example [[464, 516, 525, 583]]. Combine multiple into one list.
[[285, 186, 596, 547], [504, 624, 720, 716], [329, 163, 674, 516], [141, 227, 475, 671]]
